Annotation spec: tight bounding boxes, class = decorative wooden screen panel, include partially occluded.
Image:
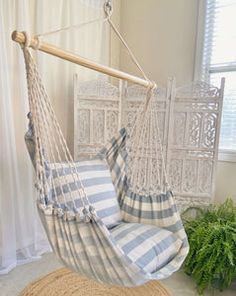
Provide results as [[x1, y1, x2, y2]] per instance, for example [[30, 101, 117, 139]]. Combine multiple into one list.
[[74, 77, 224, 207], [122, 84, 171, 142], [167, 80, 224, 208], [74, 75, 122, 160]]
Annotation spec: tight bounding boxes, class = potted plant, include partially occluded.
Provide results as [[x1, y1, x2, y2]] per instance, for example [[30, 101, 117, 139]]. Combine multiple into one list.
[[182, 199, 236, 294]]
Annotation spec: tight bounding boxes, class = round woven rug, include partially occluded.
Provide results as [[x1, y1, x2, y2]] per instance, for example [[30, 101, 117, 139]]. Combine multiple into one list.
[[19, 268, 171, 296]]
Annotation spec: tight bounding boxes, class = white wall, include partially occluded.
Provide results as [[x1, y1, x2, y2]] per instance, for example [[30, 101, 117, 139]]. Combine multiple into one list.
[[120, 0, 198, 86], [215, 162, 236, 204], [119, 0, 236, 204]]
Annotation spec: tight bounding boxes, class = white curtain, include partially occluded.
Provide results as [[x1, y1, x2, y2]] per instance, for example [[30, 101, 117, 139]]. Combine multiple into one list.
[[0, 0, 108, 274]]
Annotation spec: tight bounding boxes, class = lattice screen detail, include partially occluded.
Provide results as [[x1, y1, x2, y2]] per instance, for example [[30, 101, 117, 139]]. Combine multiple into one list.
[[74, 75, 122, 159], [167, 81, 224, 208], [74, 76, 224, 208]]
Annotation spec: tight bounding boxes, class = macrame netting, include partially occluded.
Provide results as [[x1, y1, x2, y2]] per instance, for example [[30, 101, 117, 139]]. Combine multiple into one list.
[[23, 42, 93, 217], [125, 86, 170, 196]]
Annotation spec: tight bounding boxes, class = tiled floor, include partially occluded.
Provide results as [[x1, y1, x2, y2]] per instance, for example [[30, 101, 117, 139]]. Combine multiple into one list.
[[0, 253, 235, 296]]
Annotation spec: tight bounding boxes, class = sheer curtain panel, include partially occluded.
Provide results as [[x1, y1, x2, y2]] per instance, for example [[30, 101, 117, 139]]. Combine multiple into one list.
[[0, 0, 108, 274]]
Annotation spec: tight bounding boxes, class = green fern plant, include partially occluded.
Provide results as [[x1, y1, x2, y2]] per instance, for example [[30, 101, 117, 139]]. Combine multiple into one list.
[[182, 199, 236, 294]]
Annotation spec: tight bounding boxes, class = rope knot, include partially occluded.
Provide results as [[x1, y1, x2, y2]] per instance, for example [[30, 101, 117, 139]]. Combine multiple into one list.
[[148, 81, 157, 92], [82, 207, 92, 223], [145, 81, 157, 108], [21, 31, 41, 50], [104, 0, 113, 18], [21, 31, 31, 48]]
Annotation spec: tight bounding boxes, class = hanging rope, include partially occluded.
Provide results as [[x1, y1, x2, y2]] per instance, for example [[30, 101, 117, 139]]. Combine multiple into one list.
[[35, 16, 109, 38], [104, 2, 150, 82], [22, 33, 94, 212], [32, 0, 152, 87]]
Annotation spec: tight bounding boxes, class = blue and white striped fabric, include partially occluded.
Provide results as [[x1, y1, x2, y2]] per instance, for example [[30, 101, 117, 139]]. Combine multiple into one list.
[[23, 46, 188, 288], [25, 125, 189, 287], [99, 128, 189, 281], [110, 222, 182, 273], [47, 159, 122, 228]]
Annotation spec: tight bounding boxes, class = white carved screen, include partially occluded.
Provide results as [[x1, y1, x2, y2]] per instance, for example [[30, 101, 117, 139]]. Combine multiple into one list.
[[74, 75, 122, 159], [74, 76, 224, 207], [167, 80, 224, 208], [122, 84, 171, 142]]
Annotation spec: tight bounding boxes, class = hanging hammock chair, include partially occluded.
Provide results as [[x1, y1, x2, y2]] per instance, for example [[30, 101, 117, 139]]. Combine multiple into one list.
[[18, 2, 189, 287]]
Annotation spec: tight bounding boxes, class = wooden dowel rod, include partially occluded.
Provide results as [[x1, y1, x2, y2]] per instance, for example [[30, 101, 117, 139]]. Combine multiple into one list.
[[12, 30, 153, 88]]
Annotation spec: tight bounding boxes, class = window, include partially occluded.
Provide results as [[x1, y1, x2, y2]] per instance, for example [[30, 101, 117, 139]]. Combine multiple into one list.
[[195, 0, 236, 158]]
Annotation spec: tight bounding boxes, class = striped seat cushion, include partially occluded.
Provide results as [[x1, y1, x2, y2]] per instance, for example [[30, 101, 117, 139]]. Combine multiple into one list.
[[47, 159, 122, 228], [110, 222, 182, 273]]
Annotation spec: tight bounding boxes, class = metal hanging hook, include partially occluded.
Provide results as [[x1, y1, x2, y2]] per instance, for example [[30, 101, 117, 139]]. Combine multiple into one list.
[[104, 0, 113, 17]]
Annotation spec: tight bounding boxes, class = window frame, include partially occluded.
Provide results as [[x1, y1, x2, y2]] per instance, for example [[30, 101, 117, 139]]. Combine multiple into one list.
[[194, 0, 236, 162]]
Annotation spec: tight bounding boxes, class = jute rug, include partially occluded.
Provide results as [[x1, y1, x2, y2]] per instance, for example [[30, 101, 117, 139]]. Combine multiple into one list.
[[19, 268, 171, 296]]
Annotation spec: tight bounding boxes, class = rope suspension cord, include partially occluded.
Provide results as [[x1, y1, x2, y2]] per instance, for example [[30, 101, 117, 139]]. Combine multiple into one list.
[[11, 3, 155, 89], [35, 16, 109, 38], [35, 3, 151, 85], [103, 1, 149, 82]]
